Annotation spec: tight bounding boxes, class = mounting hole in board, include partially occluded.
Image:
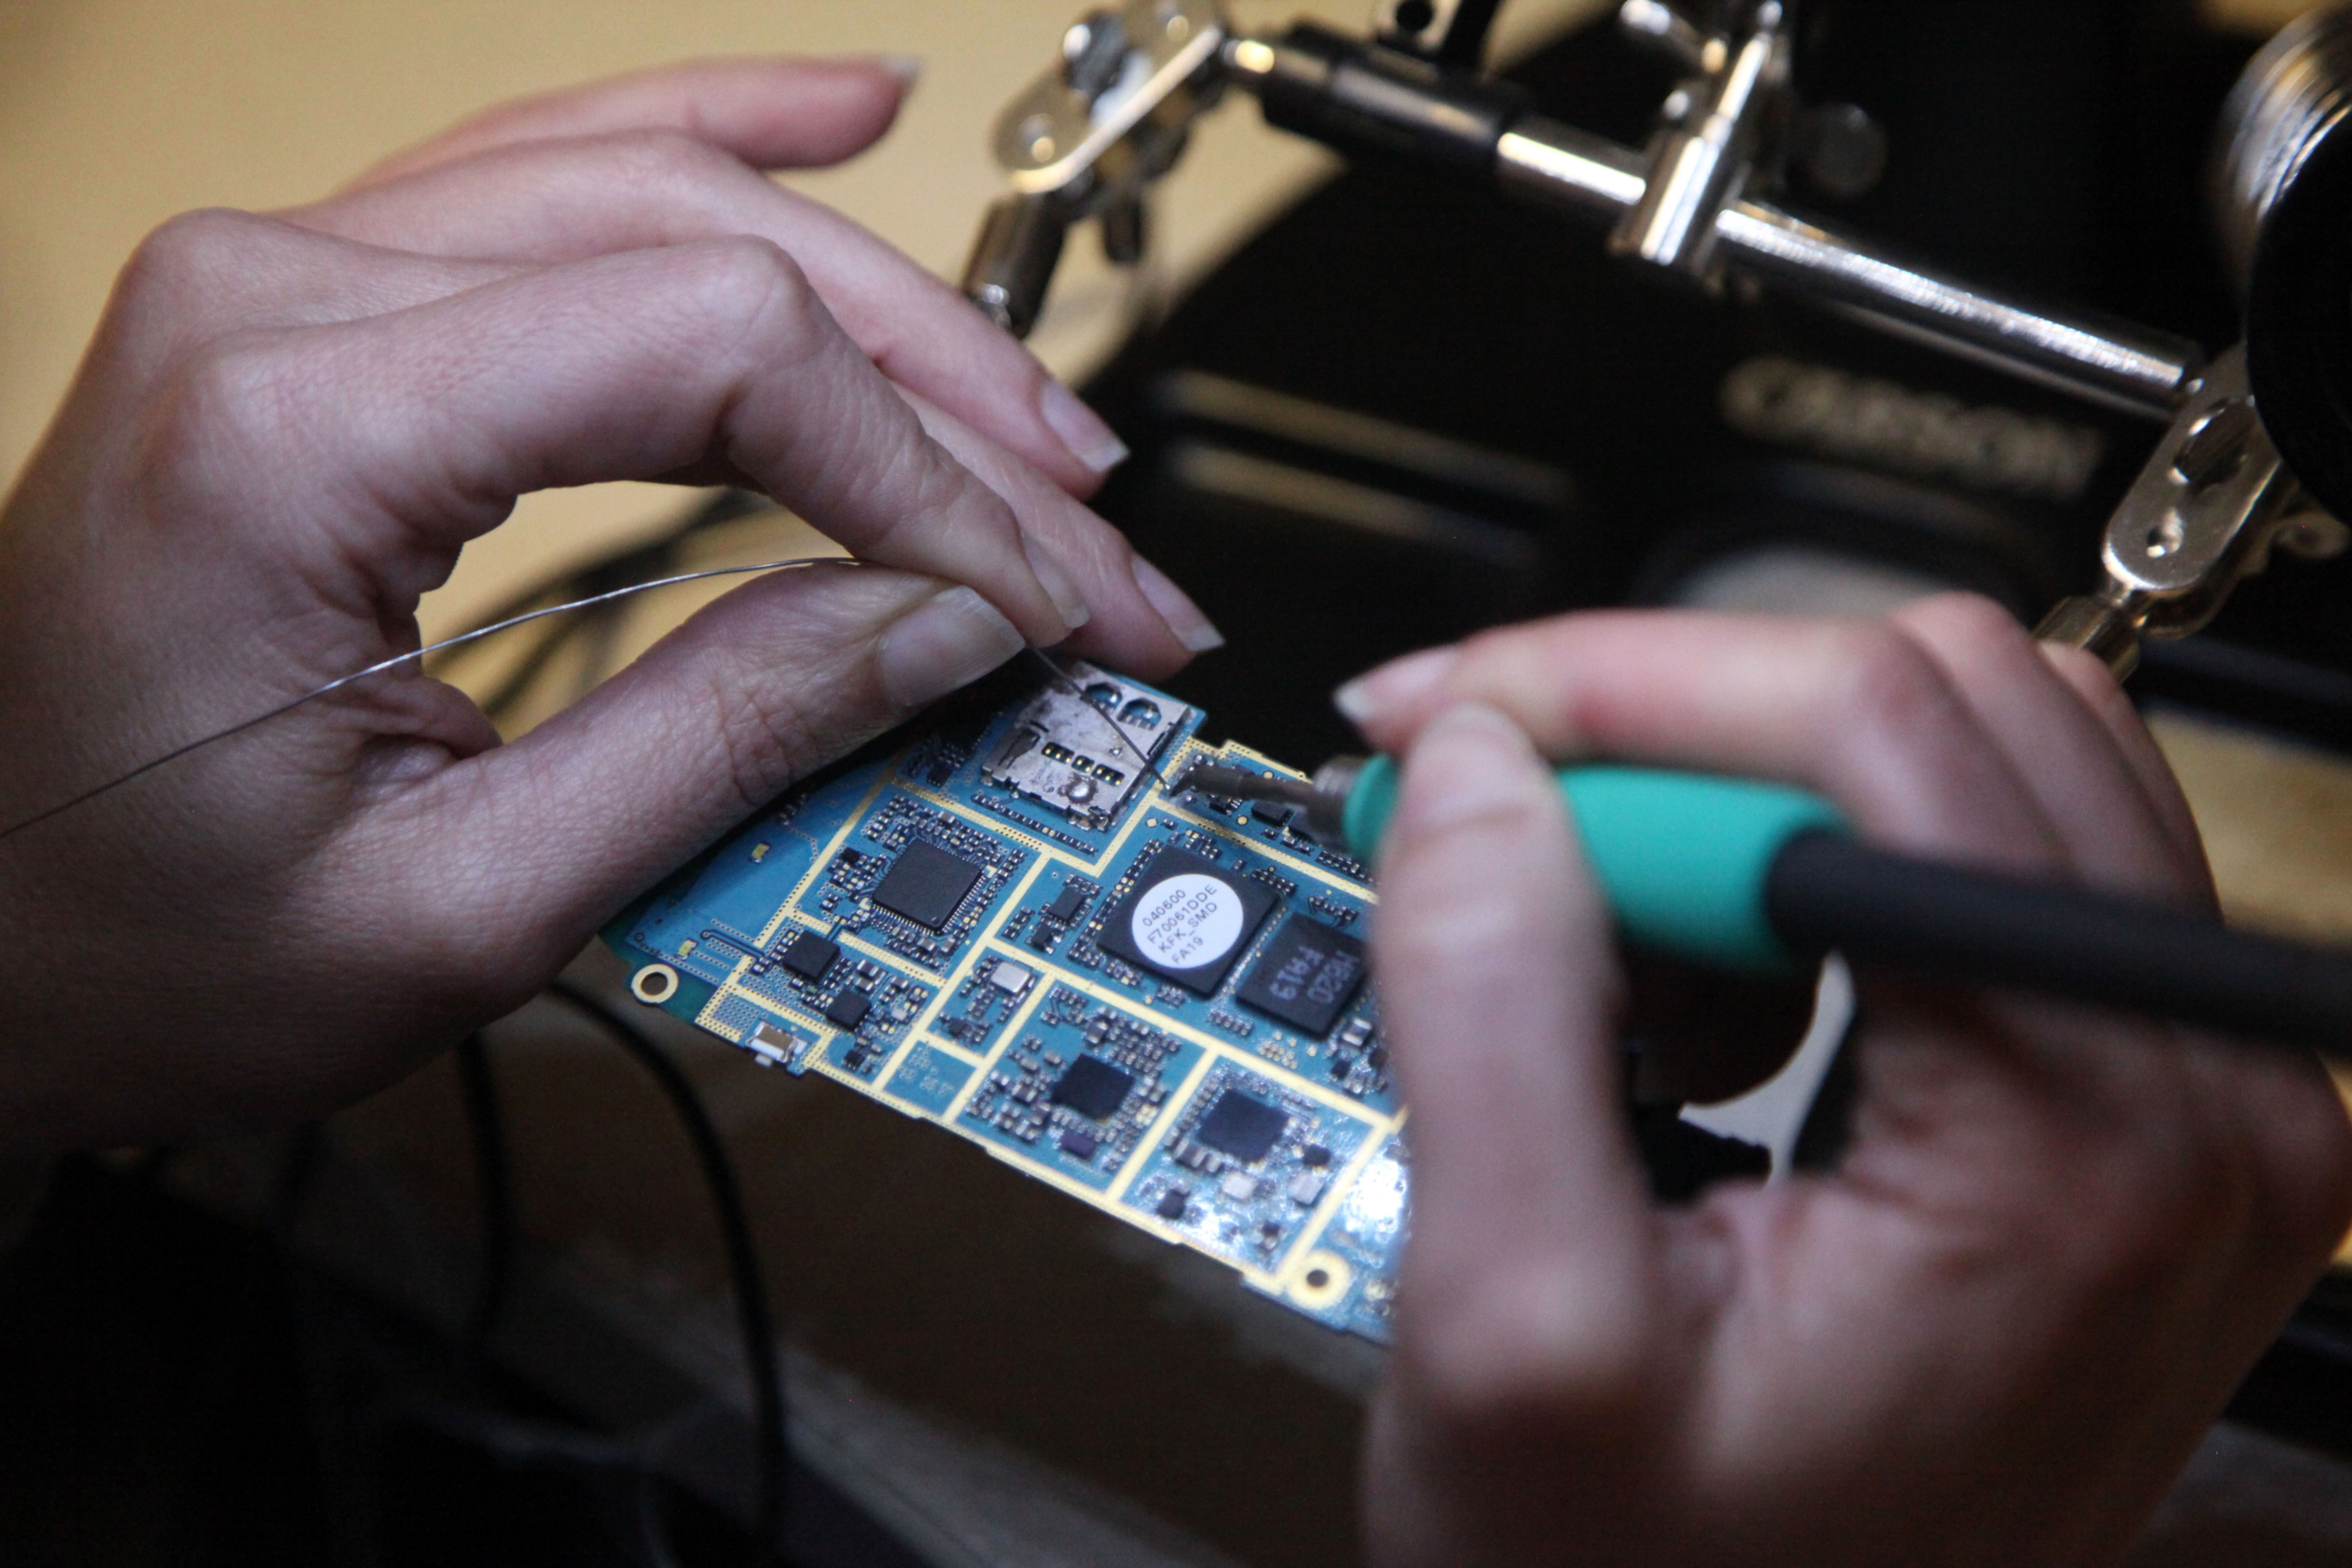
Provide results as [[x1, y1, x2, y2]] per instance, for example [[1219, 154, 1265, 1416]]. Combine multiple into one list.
[[631, 964, 680, 1005], [1290, 1251, 1352, 1310]]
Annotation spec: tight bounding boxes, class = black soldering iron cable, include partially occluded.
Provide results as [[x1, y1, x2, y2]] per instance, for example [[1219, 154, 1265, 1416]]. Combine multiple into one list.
[[1765, 833, 2352, 1058], [544, 981, 788, 1562]]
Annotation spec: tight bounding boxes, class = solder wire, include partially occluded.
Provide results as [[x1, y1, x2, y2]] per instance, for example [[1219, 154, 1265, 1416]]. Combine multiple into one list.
[[0, 554, 858, 845], [1019, 646, 1173, 792]]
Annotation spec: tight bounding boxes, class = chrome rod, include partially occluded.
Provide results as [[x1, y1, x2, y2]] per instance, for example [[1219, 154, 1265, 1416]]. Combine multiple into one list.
[[1493, 115, 2203, 420]]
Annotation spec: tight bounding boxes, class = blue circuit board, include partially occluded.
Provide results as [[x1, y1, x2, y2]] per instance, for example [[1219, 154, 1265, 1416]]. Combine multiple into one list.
[[604, 661, 1407, 1341]]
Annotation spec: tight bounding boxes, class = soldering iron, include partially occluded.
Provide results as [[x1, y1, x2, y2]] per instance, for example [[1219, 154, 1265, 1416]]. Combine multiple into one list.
[[1183, 758, 2352, 1060]]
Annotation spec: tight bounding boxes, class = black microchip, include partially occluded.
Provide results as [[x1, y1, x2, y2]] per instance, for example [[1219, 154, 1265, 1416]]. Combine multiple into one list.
[[1046, 885, 1089, 923], [779, 931, 840, 980], [872, 840, 984, 931], [825, 991, 871, 1029], [1194, 1089, 1288, 1164], [1059, 1128, 1101, 1161], [1237, 918, 1368, 1037], [1253, 803, 1298, 831], [1097, 848, 1276, 995], [1302, 1143, 1333, 1168], [1155, 1188, 1189, 1220], [1050, 1055, 1135, 1120]]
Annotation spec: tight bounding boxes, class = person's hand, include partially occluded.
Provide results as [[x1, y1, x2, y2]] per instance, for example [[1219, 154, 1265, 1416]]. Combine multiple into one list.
[[0, 58, 1219, 1155], [1341, 595, 2352, 1566]]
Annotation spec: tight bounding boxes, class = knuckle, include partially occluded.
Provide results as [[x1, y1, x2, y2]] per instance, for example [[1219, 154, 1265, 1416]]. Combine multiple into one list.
[[1908, 588, 2020, 643], [143, 330, 309, 494], [861, 434, 1020, 565], [691, 236, 821, 356], [912, 441, 1016, 534], [1822, 620, 1961, 748], [121, 207, 276, 299], [1898, 591, 2030, 673], [601, 127, 740, 197]]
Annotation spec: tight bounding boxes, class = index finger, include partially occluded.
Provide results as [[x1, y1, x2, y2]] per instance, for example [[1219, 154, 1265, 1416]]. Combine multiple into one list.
[[293, 128, 1129, 498], [1339, 610, 2067, 872], [345, 57, 916, 190]]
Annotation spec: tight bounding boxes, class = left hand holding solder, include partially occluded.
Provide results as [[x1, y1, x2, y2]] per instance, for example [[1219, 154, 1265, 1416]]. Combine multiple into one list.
[[0, 58, 1214, 1158], [1344, 594, 2352, 1566]]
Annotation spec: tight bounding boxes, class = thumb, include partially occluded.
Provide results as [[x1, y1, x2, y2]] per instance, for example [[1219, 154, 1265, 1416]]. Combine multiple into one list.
[[350, 562, 1021, 996]]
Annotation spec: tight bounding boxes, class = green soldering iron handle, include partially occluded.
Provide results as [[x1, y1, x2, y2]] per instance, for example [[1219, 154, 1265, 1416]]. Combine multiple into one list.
[[1339, 757, 1848, 976], [1336, 758, 2352, 1053]]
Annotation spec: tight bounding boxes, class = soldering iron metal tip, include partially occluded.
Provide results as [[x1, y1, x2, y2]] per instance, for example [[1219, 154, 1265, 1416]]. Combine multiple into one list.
[[1179, 761, 1313, 804], [1179, 757, 1365, 848]]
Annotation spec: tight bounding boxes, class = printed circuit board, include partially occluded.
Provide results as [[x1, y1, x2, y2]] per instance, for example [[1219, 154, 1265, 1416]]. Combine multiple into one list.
[[604, 660, 1408, 1341]]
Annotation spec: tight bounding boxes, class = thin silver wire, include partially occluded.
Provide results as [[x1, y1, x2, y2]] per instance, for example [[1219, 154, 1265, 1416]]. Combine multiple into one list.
[[0, 554, 853, 844]]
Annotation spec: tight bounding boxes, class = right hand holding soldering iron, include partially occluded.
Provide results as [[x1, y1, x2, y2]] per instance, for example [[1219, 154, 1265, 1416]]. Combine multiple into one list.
[[1340, 594, 2352, 1567]]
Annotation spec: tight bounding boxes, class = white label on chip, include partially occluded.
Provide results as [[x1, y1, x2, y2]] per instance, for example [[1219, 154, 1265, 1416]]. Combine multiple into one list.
[[1129, 873, 1245, 972]]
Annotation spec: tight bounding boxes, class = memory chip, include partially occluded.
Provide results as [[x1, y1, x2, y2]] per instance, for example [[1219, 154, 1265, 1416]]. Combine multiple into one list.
[[1237, 918, 1368, 1037], [1050, 1055, 1135, 1121], [1195, 1089, 1288, 1164], [1098, 848, 1276, 995], [872, 841, 984, 931], [779, 931, 839, 981]]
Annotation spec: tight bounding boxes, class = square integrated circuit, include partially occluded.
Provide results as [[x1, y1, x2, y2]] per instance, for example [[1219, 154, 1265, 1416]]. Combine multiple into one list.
[[1194, 1088, 1289, 1165], [1098, 847, 1276, 996], [1237, 917, 1368, 1038], [1050, 1054, 1136, 1121], [872, 840, 984, 931], [779, 930, 840, 981]]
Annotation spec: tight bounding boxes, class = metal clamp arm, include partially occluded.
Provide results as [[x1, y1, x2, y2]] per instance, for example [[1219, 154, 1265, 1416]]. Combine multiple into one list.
[[1608, 0, 1790, 277], [1221, 26, 2205, 420], [2035, 348, 2344, 676], [959, 0, 1231, 340]]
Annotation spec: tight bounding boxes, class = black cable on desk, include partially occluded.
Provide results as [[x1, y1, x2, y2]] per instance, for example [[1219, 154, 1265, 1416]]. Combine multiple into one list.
[[451, 1031, 514, 1362], [1765, 832, 2352, 1056], [545, 979, 789, 1562]]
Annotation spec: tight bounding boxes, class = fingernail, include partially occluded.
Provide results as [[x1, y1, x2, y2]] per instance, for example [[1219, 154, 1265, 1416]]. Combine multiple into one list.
[[1039, 381, 1130, 475], [876, 55, 923, 88], [1333, 645, 1460, 727], [1024, 539, 1091, 633], [1132, 555, 1224, 652], [877, 586, 1024, 709]]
